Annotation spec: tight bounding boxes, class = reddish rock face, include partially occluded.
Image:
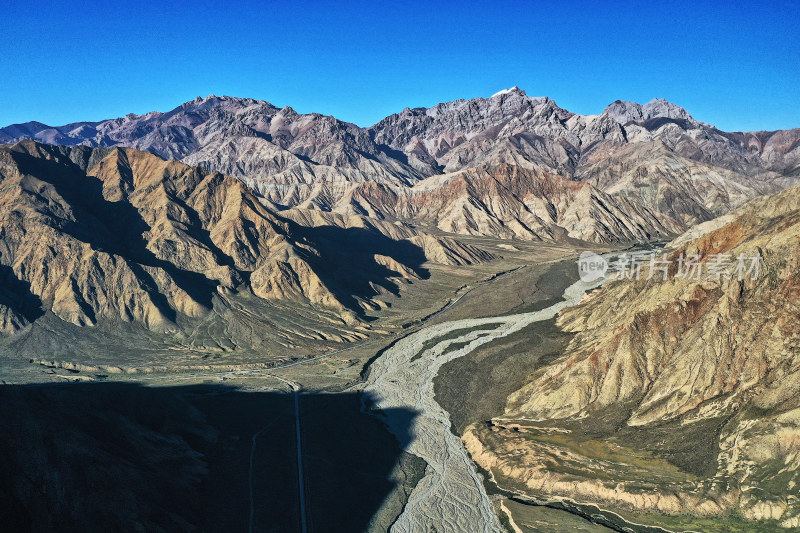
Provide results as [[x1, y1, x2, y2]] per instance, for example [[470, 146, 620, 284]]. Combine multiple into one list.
[[468, 182, 800, 528]]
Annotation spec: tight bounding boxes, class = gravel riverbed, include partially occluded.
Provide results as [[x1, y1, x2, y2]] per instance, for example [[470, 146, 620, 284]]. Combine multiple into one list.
[[360, 271, 610, 532]]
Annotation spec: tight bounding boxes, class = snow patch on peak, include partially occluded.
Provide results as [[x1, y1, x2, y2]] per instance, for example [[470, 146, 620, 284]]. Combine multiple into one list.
[[491, 86, 524, 98]]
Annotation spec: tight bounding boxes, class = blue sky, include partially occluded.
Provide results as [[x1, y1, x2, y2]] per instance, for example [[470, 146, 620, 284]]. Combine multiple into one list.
[[1, 0, 798, 131]]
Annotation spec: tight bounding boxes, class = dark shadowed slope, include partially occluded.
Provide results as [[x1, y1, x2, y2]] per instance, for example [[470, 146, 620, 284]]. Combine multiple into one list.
[[0, 383, 420, 533]]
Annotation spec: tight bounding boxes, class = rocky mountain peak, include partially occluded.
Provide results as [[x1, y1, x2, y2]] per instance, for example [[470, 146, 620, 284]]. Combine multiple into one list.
[[603, 100, 644, 122], [642, 97, 693, 120], [603, 97, 694, 124]]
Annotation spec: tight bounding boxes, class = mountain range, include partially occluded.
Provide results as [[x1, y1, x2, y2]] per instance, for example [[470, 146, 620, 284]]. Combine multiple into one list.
[[3, 88, 798, 243], [0, 140, 493, 362]]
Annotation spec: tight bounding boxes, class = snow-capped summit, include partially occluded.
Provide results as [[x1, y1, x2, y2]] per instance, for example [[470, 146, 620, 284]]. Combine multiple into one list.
[[491, 86, 525, 98]]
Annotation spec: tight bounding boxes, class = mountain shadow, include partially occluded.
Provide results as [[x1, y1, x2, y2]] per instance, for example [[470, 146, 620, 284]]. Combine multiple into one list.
[[0, 382, 419, 533], [0, 263, 44, 324], [10, 148, 219, 316], [281, 219, 431, 317]]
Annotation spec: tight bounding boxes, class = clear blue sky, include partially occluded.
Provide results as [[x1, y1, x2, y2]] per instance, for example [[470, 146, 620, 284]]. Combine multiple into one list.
[[2, 0, 798, 131]]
